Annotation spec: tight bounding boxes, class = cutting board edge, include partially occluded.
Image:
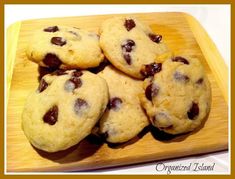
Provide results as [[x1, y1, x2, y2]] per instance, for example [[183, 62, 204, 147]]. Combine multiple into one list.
[[7, 143, 228, 172], [6, 21, 22, 105], [183, 12, 228, 103]]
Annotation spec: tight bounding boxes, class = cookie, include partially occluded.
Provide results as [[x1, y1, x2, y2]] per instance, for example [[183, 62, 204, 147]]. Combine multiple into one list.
[[98, 66, 149, 143], [22, 70, 108, 152], [140, 56, 211, 135], [26, 26, 104, 69], [99, 17, 170, 79]]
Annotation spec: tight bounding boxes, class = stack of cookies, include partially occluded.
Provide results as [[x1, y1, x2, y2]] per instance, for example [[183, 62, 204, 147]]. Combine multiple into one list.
[[22, 17, 211, 153]]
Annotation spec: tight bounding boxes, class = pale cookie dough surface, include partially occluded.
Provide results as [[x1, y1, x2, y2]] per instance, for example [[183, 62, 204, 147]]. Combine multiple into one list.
[[140, 56, 211, 135], [98, 66, 149, 143], [26, 26, 104, 69], [22, 70, 108, 152], [99, 17, 170, 79]]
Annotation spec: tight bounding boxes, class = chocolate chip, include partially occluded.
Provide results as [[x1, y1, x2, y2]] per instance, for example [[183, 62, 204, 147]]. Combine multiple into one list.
[[51, 69, 67, 76], [74, 98, 88, 115], [124, 19, 136, 31], [174, 71, 189, 83], [43, 105, 58, 125], [38, 79, 48, 93], [121, 39, 135, 65], [64, 78, 82, 92], [145, 83, 159, 101], [43, 26, 59, 32], [64, 70, 83, 92], [140, 63, 162, 78], [196, 78, 204, 84], [51, 37, 66, 46], [72, 70, 83, 78], [148, 33, 162, 43], [43, 53, 62, 69], [172, 56, 189, 65], [64, 80, 75, 92], [187, 102, 199, 120], [70, 77, 82, 88], [123, 53, 132, 65], [121, 39, 135, 52], [108, 97, 122, 111]]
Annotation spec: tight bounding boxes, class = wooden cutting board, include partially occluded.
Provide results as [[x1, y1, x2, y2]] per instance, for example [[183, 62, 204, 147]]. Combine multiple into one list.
[[6, 12, 228, 172]]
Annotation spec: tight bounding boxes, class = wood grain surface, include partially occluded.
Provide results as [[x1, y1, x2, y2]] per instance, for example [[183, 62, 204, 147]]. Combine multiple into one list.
[[6, 12, 228, 172]]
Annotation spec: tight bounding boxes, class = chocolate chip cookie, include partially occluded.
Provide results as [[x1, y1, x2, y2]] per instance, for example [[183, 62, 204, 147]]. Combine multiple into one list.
[[99, 17, 170, 79], [140, 56, 211, 134], [98, 66, 149, 143], [26, 26, 104, 69], [22, 70, 108, 152]]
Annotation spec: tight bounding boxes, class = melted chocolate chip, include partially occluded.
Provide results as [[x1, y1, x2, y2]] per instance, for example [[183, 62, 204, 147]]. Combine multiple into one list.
[[43, 53, 62, 69], [70, 77, 82, 88], [38, 79, 48, 93], [148, 34, 162, 43], [72, 70, 83, 78], [64, 78, 82, 92], [196, 78, 204, 84], [123, 53, 132, 65], [74, 98, 88, 115], [121, 39, 135, 65], [174, 71, 189, 83], [172, 56, 189, 65], [43, 105, 58, 125], [64, 80, 75, 92], [187, 102, 199, 120], [51, 37, 66, 46], [64, 70, 83, 92], [43, 26, 59, 32], [145, 83, 159, 101], [51, 69, 67, 76], [121, 39, 135, 52], [140, 63, 162, 78], [108, 97, 122, 110], [124, 19, 136, 31]]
